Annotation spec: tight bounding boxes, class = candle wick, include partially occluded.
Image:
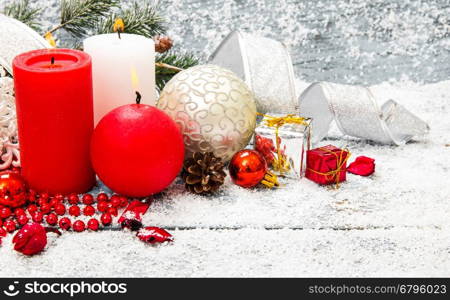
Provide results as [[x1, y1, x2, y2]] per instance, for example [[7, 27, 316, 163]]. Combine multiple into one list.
[[118, 31, 121, 39], [51, 57, 55, 65], [135, 91, 142, 104]]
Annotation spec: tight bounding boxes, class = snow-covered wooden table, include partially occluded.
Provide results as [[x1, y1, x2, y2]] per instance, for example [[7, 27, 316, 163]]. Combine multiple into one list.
[[0, 81, 448, 277]]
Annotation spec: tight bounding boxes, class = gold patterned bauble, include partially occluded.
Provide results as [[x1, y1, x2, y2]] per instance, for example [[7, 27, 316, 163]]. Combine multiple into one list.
[[157, 64, 257, 162]]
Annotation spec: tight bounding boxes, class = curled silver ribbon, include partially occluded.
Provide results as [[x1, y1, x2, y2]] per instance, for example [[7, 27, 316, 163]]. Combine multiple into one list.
[[299, 82, 430, 145], [210, 30, 297, 114], [211, 31, 430, 145]]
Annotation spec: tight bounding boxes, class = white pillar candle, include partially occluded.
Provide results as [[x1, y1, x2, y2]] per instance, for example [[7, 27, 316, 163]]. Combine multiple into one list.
[[83, 33, 155, 125]]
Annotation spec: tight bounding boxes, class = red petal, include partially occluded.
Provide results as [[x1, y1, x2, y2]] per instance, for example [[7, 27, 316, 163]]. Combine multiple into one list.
[[137, 227, 173, 244], [118, 200, 151, 224], [347, 156, 375, 176]]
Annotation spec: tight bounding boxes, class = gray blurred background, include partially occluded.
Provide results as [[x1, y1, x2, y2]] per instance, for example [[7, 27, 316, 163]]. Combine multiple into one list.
[[1, 0, 449, 85]]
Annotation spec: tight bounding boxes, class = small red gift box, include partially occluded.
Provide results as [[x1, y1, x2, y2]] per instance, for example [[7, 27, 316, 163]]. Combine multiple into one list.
[[305, 145, 350, 185]]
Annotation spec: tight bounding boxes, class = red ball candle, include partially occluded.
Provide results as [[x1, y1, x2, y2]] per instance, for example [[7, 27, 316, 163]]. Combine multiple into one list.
[[91, 93, 184, 197], [13, 49, 95, 194]]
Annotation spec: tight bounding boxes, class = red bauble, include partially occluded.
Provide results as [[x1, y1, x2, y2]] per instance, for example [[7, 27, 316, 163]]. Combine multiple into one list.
[[91, 104, 184, 197], [228, 150, 267, 188], [0, 171, 28, 208]]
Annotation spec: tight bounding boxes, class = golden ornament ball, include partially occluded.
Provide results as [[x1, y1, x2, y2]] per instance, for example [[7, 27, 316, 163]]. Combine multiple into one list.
[[157, 64, 257, 162]]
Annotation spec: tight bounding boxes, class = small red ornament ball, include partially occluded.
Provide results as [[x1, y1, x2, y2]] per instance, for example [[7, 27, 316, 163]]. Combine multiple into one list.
[[91, 104, 184, 197], [4, 219, 16, 232], [87, 218, 99, 231], [83, 205, 95, 216], [229, 150, 268, 188], [17, 214, 29, 226], [54, 203, 66, 216], [73, 220, 85, 232], [58, 217, 71, 230], [32, 211, 43, 223], [0, 171, 28, 208], [68, 193, 79, 205], [100, 213, 112, 226], [45, 213, 58, 226], [82, 194, 94, 205], [68, 205, 80, 217], [0, 207, 11, 219]]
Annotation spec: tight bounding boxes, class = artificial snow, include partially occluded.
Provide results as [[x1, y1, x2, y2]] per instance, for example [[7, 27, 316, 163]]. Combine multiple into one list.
[[0, 80, 449, 277]]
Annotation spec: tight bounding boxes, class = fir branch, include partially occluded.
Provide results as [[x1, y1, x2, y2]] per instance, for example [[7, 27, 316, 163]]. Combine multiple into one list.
[[3, 0, 41, 31], [50, 0, 119, 37], [95, 2, 166, 38], [156, 52, 199, 91]]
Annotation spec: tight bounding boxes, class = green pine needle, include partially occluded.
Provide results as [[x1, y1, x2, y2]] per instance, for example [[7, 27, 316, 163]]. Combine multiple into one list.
[[56, 0, 119, 37], [3, 0, 41, 31], [156, 52, 199, 92], [95, 2, 166, 38]]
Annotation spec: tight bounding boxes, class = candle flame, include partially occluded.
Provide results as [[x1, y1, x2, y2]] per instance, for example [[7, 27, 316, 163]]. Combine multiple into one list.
[[131, 67, 139, 90], [44, 32, 56, 48], [113, 18, 125, 33]]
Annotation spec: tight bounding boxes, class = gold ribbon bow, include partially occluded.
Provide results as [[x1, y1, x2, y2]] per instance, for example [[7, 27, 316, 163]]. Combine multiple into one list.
[[257, 113, 310, 174]]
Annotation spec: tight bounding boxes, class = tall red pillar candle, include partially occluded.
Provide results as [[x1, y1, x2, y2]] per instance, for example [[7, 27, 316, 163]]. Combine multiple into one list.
[[13, 49, 95, 194]]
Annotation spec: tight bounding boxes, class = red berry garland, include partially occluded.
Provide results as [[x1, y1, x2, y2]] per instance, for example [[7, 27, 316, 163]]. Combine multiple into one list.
[[0, 179, 147, 252]]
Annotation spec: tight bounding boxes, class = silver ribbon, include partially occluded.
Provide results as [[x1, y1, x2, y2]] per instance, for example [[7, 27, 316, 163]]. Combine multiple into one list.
[[0, 14, 50, 75], [210, 30, 297, 114], [299, 82, 430, 145], [211, 31, 429, 145]]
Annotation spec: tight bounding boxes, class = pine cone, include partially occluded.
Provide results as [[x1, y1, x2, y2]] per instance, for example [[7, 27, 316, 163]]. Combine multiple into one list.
[[154, 36, 173, 53], [182, 152, 226, 194]]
